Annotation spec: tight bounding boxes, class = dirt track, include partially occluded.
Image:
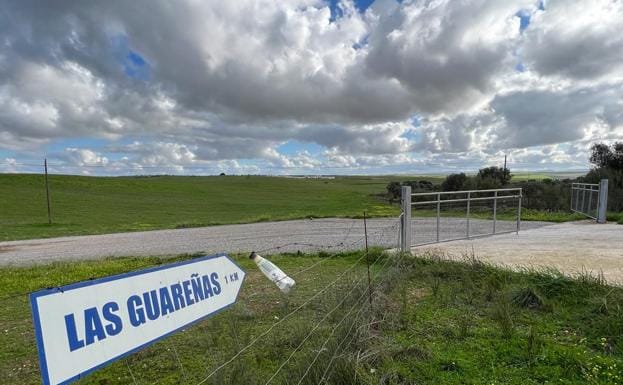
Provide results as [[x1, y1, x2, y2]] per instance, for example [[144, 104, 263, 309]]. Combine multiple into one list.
[[415, 221, 623, 284], [0, 218, 548, 265], [2, 218, 620, 285]]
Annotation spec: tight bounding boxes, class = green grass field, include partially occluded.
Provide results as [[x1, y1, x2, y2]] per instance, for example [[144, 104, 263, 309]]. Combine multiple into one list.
[[0, 173, 605, 242], [511, 172, 585, 181], [0, 174, 411, 241], [1, 251, 621, 384]]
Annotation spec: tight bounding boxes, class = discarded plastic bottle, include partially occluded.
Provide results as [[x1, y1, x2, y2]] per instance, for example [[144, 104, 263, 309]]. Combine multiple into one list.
[[249, 251, 295, 294]]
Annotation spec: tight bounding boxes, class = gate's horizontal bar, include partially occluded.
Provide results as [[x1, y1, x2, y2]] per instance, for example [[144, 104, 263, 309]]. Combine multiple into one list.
[[409, 229, 519, 248], [570, 208, 597, 220], [571, 186, 599, 191], [572, 183, 599, 188], [412, 195, 521, 205], [411, 188, 521, 197]]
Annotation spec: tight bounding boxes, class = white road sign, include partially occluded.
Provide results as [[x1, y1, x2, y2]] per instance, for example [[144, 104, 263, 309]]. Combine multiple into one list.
[[30, 253, 245, 385]]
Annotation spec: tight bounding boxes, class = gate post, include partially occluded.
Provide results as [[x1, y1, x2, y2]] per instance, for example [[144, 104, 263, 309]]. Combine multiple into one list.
[[597, 179, 608, 223], [517, 188, 522, 234], [400, 186, 412, 253]]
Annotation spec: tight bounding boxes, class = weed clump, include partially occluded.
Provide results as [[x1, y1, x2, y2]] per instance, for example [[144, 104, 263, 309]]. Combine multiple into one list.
[[492, 295, 515, 339], [511, 286, 547, 310]]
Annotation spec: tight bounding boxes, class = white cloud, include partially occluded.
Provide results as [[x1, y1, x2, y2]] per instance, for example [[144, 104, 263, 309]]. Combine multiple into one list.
[[365, 0, 532, 115], [0, 0, 622, 174], [523, 0, 623, 81], [62, 148, 109, 167]]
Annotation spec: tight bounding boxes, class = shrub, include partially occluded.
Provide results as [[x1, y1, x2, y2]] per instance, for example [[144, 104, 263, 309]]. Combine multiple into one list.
[[386, 180, 435, 202], [441, 173, 467, 191], [477, 166, 512, 186]]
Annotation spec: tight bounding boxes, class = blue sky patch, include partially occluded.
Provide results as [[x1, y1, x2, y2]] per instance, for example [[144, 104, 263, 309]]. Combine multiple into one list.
[[353, 35, 370, 50], [410, 116, 422, 127], [111, 35, 151, 80], [277, 140, 324, 155], [354, 0, 375, 12], [48, 138, 110, 151], [400, 130, 421, 143], [123, 50, 150, 80], [516, 9, 532, 32], [328, 0, 376, 21]]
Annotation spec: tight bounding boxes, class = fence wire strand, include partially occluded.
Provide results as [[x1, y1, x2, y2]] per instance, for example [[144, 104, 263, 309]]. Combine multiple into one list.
[[295, 252, 398, 385], [194, 219, 400, 385], [318, 250, 406, 384], [262, 271, 371, 385], [195, 256, 367, 385]]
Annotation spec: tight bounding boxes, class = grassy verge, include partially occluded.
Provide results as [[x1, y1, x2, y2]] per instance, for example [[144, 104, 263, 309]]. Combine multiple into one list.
[[607, 212, 623, 224], [1, 251, 621, 384], [520, 209, 587, 222], [410, 207, 588, 223]]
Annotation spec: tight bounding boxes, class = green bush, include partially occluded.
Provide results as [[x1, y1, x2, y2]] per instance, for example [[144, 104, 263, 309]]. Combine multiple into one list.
[[581, 167, 623, 212]]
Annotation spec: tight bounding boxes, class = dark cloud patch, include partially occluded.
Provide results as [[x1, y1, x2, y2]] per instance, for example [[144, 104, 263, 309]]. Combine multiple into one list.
[[492, 84, 623, 148]]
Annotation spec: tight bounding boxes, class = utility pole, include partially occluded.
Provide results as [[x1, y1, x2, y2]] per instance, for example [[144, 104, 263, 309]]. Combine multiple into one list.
[[44, 158, 52, 224], [503, 154, 508, 184]]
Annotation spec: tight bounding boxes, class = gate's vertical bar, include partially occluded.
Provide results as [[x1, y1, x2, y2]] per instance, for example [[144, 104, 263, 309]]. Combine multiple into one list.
[[397, 213, 402, 249], [466, 191, 471, 239], [581, 187, 586, 214], [400, 186, 412, 252], [517, 188, 522, 234], [597, 179, 608, 224], [575, 184, 580, 212], [436, 192, 440, 243], [587, 186, 593, 218], [570, 184, 574, 212], [493, 190, 497, 234]]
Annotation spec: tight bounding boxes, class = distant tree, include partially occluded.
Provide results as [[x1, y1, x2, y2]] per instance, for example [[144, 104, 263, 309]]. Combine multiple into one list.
[[583, 142, 623, 211], [441, 173, 467, 191], [589, 143, 613, 168], [386, 181, 402, 203], [612, 142, 623, 170], [477, 166, 511, 186], [219, 172, 226, 176], [476, 176, 503, 190], [404, 180, 435, 192], [386, 180, 435, 203]]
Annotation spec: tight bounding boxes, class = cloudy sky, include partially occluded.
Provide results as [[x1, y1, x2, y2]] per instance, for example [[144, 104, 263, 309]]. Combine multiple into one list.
[[1, 0, 622, 175]]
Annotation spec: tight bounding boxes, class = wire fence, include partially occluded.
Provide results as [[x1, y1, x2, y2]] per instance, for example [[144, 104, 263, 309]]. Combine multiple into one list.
[[0, 218, 404, 385]]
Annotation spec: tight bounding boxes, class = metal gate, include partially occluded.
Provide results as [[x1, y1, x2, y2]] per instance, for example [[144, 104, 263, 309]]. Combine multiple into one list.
[[571, 179, 608, 223], [400, 186, 522, 252]]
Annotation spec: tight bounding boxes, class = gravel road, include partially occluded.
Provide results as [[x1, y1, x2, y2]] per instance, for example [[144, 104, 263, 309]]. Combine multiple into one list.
[[0, 217, 549, 265], [417, 221, 623, 284]]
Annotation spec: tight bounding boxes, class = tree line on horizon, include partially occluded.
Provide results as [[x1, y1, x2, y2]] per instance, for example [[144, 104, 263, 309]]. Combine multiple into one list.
[[387, 142, 623, 212]]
